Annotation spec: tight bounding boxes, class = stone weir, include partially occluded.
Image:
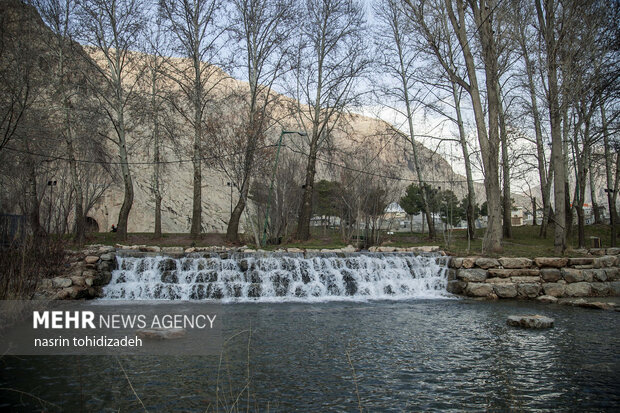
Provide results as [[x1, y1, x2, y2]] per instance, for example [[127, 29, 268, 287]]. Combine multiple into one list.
[[34, 245, 451, 301], [447, 248, 620, 300]]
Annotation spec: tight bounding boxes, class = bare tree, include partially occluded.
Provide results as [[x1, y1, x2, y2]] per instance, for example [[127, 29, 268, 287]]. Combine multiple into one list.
[[374, 0, 436, 239], [601, 104, 619, 246], [139, 15, 173, 239], [510, 0, 554, 238], [159, 0, 227, 238], [76, 0, 146, 240], [34, 0, 93, 243], [534, 0, 569, 253], [406, 0, 504, 253], [291, 0, 371, 241], [0, 0, 42, 155], [223, 0, 295, 243]]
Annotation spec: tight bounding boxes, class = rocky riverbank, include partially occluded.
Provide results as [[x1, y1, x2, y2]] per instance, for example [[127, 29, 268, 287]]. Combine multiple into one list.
[[34, 245, 117, 300], [447, 248, 620, 300]]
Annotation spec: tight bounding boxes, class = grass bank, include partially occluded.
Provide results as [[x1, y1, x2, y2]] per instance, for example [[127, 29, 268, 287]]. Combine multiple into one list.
[[81, 224, 615, 258]]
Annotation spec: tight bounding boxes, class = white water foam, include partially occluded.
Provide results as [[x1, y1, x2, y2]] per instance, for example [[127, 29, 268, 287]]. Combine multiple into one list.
[[101, 253, 451, 302]]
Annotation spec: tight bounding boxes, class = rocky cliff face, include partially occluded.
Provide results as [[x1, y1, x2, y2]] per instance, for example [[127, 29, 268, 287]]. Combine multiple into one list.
[[84, 53, 486, 234]]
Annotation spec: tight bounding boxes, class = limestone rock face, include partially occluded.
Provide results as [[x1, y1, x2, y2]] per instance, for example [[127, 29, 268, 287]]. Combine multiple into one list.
[[498, 257, 532, 269], [507, 315, 554, 329]]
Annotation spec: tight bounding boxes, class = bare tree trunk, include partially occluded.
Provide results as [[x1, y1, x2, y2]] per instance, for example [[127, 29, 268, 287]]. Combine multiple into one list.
[[588, 147, 602, 224], [574, 124, 588, 249], [116, 111, 133, 241], [227, 178, 249, 243], [518, 14, 551, 238], [190, 62, 203, 238], [451, 82, 476, 241], [445, 0, 502, 254], [601, 105, 617, 247], [65, 127, 84, 244], [532, 197, 537, 226], [297, 139, 318, 240], [563, 112, 572, 243], [152, 74, 162, 238], [498, 86, 512, 239], [26, 159, 45, 238], [536, 0, 566, 254]]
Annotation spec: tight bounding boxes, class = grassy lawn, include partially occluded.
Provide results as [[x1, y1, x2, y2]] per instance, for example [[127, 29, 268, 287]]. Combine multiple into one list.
[[82, 224, 615, 257], [386, 224, 613, 257]]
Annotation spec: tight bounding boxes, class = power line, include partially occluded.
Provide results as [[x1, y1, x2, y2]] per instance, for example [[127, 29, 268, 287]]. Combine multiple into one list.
[[283, 144, 485, 185], [1, 144, 279, 165], [3, 140, 483, 185]]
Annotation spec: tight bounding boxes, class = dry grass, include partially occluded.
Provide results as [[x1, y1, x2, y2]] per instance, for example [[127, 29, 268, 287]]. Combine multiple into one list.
[[0, 237, 67, 300]]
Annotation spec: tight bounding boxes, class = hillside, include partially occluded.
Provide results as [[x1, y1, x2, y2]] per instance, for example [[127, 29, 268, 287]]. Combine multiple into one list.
[[1, 0, 487, 235]]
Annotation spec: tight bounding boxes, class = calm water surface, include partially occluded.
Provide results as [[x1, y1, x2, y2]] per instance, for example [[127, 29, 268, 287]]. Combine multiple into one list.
[[1, 299, 618, 411]]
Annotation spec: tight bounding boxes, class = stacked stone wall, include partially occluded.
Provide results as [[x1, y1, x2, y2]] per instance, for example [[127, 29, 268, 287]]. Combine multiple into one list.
[[447, 248, 620, 299]]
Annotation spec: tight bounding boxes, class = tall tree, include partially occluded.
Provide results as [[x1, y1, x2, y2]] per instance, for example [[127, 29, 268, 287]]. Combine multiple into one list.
[[224, 0, 295, 243], [407, 0, 504, 253], [375, 0, 436, 239], [601, 105, 619, 247], [535, 0, 567, 253], [34, 0, 89, 243], [511, 0, 554, 238], [159, 0, 227, 238], [0, 0, 41, 155], [77, 0, 146, 240], [292, 0, 370, 241]]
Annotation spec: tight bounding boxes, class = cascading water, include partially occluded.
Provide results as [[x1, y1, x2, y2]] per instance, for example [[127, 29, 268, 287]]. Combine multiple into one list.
[[102, 252, 450, 302]]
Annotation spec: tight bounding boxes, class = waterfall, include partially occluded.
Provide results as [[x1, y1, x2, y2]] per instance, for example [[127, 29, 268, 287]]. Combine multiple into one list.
[[101, 252, 450, 301]]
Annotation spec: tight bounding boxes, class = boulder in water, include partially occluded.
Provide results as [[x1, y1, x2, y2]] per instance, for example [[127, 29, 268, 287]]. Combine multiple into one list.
[[507, 315, 554, 329], [536, 295, 558, 303]]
